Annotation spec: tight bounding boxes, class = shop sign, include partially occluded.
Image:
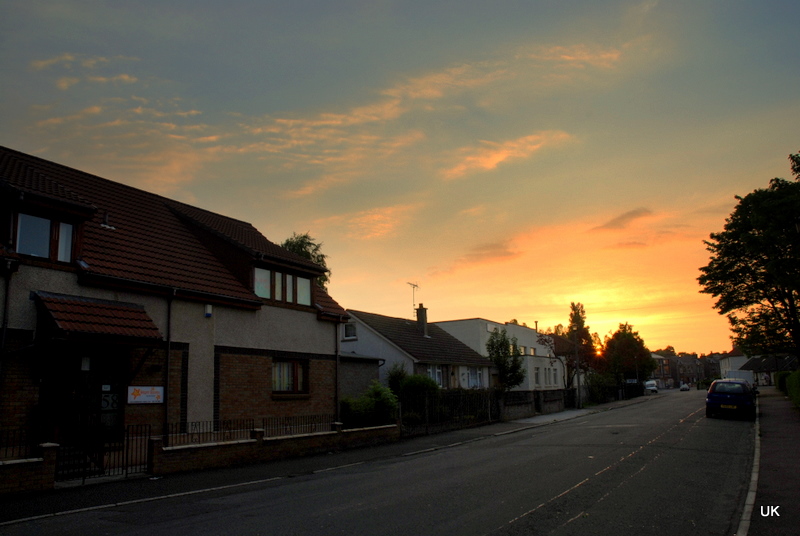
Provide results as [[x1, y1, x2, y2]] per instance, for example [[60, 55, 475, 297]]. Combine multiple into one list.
[[127, 386, 164, 404]]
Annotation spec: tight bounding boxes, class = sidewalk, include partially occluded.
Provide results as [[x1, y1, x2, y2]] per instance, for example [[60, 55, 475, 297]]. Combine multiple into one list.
[[0, 395, 654, 526], [747, 386, 800, 536]]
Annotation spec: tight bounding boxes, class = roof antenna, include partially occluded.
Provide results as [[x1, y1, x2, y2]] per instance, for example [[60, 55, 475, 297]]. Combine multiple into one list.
[[407, 282, 419, 317]]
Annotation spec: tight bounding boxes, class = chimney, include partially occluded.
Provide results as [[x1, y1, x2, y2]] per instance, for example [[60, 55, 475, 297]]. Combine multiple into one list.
[[416, 303, 429, 337]]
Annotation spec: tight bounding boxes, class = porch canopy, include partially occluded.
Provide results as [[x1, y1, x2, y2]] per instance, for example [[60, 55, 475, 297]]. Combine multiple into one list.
[[34, 291, 163, 342]]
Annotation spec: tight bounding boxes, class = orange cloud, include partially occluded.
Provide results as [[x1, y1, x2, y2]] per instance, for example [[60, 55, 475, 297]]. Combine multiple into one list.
[[442, 131, 571, 179], [316, 204, 420, 240]]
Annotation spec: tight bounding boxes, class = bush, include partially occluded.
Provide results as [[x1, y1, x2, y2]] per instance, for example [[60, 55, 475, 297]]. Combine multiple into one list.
[[787, 370, 800, 408], [387, 363, 408, 396], [397, 374, 440, 421], [585, 372, 617, 404], [775, 371, 792, 394], [340, 380, 398, 428]]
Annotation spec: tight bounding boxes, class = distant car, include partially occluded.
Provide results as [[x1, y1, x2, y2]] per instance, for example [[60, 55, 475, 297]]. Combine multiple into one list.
[[705, 379, 757, 420], [680, 383, 690, 391], [644, 380, 658, 393]]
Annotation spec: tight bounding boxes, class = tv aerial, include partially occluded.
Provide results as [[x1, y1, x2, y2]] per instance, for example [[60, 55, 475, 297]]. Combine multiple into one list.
[[407, 282, 419, 315]]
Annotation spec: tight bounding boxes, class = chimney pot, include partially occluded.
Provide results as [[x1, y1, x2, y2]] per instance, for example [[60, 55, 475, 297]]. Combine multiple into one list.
[[416, 303, 429, 337]]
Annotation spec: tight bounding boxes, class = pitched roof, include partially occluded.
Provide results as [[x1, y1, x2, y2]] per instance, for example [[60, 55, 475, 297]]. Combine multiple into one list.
[[348, 310, 490, 367], [0, 146, 344, 317], [35, 291, 163, 340]]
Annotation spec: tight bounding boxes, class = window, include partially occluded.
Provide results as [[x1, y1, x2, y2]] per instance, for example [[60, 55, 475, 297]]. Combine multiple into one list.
[[530, 347, 536, 356], [468, 367, 482, 388], [297, 277, 312, 306], [519, 346, 526, 355], [554, 369, 559, 386], [255, 268, 271, 298], [343, 323, 357, 340], [275, 272, 283, 301], [534, 367, 540, 386], [272, 360, 307, 393], [16, 213, 74, 262], [286, 276, 294, 303], [427, 365, 443, 387]]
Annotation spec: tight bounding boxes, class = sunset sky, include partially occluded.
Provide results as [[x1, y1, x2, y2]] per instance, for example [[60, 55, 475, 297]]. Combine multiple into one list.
[[2, 1, 799, 354]]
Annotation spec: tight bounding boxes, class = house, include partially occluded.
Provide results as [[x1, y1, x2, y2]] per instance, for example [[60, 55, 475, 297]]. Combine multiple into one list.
[[0, 146, 349, 451], [650, 353, 675, 389], [718, 347, 750, 380], [340, 305, 491, 389], [434, 318, 565, 391], [435, 318, 568, 415]]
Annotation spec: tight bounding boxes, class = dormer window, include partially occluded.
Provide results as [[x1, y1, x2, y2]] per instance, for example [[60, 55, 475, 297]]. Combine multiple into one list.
[[254, 267, 313, 307], [16, 213, 73, 262]]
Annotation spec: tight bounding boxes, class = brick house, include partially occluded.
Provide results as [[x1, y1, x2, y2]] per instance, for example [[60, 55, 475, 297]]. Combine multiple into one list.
[[340, 305, 491, 389], [0, 145, 349, 449]]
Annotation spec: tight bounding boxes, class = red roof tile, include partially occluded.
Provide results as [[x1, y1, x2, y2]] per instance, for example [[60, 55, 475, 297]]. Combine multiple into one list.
[[35, 291, 163, 340], [0, 146, 346, 318]]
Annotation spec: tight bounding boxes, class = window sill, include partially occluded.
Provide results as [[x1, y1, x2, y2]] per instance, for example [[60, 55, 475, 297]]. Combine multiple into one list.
[[271, 393, 311, 401]]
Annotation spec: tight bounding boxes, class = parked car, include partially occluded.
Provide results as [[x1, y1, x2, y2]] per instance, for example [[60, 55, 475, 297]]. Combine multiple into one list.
[[705, 379, 757, 420], [644, 380, 658, 394], [680, 383, 690, 391]]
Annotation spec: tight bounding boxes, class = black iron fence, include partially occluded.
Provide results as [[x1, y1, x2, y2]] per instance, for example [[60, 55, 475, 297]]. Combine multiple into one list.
[[163, 419, 255, 447], [262, 414, 336, 437], [399, 389, 498, 437], [55, 424, 151, 483]]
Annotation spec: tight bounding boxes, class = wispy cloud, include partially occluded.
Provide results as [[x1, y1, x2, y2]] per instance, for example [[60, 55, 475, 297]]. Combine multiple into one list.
[[315, 204, 420, 240], [592, 208, 653, 230], [442, 131, 572, 180]]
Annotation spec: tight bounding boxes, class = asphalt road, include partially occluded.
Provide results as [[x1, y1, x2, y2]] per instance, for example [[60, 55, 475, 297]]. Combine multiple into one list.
[[0, 389, 755, 536]]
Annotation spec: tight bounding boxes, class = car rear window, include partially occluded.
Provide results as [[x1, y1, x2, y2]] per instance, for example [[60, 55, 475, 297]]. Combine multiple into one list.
[[712, 382, 745, 394]]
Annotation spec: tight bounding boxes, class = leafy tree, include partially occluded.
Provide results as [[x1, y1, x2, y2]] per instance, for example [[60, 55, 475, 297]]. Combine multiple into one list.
[[541, 303, 600, 388], [601, 323, 655, 384], [281, 232, 331, 289], [486, 328, 525, 392], [698, 152, 800, 355]]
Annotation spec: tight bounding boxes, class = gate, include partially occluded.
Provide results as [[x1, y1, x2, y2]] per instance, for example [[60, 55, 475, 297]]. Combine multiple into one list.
[[56, 424, 151, 483]]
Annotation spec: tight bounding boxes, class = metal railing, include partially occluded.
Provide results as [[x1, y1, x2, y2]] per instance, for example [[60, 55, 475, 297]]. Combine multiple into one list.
[[399, 389, 498, 437], [55, 424, 151, 483], [164, 419, 255, 447], [262, 414, 336, 437]]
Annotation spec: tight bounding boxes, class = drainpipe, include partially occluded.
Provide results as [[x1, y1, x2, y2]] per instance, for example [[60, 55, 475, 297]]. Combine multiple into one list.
[[0, 259, 20, 377], [163, 288, 176, 436]]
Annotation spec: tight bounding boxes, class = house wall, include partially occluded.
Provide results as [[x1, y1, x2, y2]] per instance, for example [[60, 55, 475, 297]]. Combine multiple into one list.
[[1, 265, 338, 429], [340, 320, 413, 383], [435, 319, 563, 391]]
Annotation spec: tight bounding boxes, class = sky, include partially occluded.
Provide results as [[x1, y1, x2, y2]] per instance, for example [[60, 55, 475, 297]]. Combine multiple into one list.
[[2, 1, 799, 355]]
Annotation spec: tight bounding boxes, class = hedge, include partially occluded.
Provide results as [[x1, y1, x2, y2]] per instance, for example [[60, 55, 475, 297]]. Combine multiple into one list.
[[787, 370, 800, 408]]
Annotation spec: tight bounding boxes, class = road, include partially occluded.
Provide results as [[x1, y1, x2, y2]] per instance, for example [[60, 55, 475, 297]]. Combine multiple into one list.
[[1, 389, 755, 535]]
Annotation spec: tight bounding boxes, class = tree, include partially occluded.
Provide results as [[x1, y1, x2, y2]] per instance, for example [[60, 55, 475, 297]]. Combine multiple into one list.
[[698, 152, 800, 355], [541, 303, 599, 389], [281, 232, 331, 289], [601, 323, 655, 384], [486, 328, 525, 393]]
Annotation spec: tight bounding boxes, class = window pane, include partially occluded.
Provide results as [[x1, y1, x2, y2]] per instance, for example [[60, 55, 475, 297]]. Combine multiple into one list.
[[58, 222, 73, 262], [273, 362, 291, 391], [17, 214, 51, 257], [275, 272, 283, 301], [286, 276, 294, 303], [297, 277, 311, 306], [254, 268, 271, 298]]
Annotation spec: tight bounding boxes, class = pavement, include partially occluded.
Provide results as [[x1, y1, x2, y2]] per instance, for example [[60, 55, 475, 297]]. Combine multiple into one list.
[[1, 388, 798, 534]]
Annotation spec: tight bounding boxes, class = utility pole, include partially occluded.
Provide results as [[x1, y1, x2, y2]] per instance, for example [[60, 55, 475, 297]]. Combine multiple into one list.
[[574, 330, 582, 409]]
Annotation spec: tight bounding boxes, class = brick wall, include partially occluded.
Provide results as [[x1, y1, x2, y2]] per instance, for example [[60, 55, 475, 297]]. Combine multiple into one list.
[[0, 443, 58, 495], [0, 329, 38, 430], [149, 425, 400, 476], [216, 348, 337, 421]]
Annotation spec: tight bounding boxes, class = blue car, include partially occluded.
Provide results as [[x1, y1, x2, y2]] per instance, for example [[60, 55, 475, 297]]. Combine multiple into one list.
[[705, 379, 757, 420]]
